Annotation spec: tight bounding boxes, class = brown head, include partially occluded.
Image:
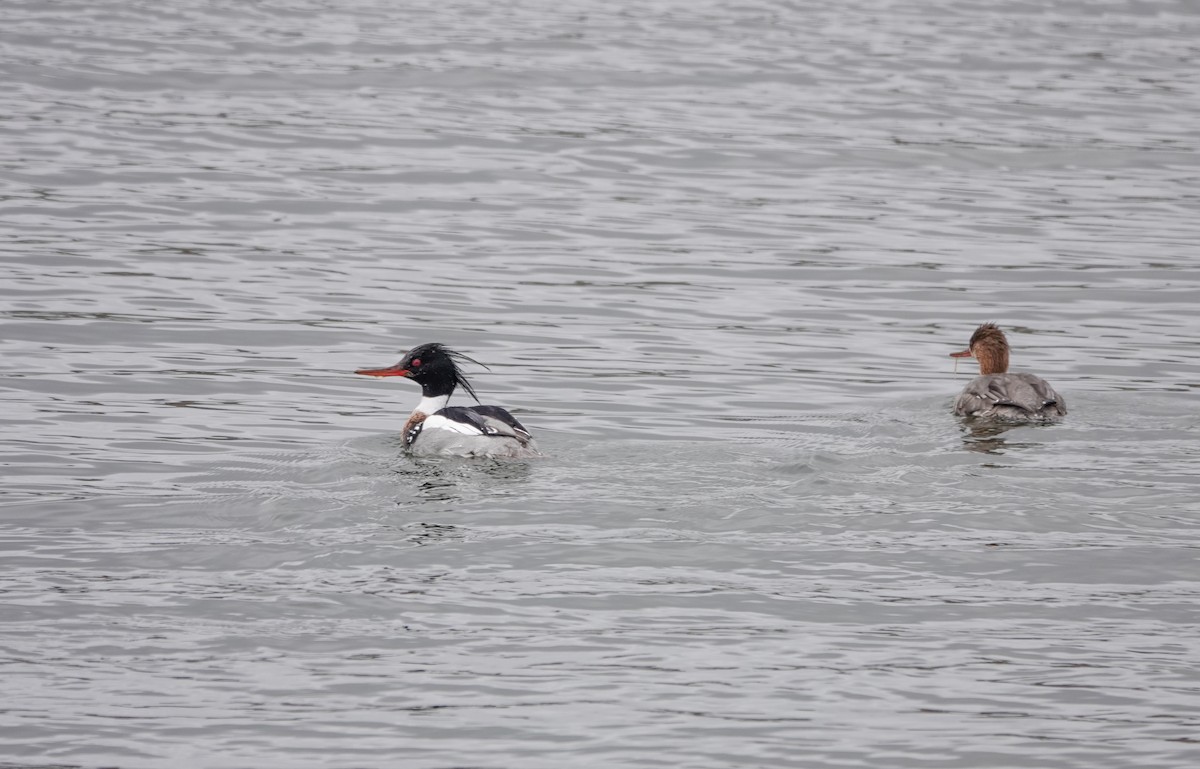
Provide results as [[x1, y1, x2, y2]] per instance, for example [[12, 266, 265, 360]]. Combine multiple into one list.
[[949, 322, 1010, 375]]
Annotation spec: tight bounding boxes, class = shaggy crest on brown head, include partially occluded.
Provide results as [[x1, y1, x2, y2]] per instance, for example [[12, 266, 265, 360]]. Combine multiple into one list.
[[969, 322, 1007, 350], [951, 322, 1011, 375]]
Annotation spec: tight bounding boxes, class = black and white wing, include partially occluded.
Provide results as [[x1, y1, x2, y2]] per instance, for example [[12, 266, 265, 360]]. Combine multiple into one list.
[[469, 405, 536, 446], [413, 405, 540, 457]]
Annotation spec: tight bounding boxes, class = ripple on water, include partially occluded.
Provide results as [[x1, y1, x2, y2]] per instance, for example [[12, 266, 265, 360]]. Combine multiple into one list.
[[3, 0, 1200, 767]]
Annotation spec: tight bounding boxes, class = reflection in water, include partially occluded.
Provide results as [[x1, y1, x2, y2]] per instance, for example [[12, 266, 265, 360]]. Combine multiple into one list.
[[960, 421, 1014, 454], [401, 522, 463, 547], [391, 455, 536, 504], [958, 419, 1059, 456], [376, 458, 540, 546]]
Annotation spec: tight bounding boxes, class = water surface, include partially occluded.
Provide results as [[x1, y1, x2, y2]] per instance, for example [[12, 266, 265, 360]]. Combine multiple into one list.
[[2, 1, 1199, 767]]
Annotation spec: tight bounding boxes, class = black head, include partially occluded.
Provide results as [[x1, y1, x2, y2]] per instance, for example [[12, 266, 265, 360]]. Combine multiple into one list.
[[354, 342, 487, 401]]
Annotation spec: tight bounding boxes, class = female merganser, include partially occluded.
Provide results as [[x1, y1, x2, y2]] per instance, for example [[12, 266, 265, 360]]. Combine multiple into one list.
[[354, 343, 540, 458], [950, 323, 1067, 421]]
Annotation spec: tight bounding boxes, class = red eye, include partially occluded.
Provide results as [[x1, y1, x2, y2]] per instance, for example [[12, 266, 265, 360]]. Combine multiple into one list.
[[410, 358, 421, 367]]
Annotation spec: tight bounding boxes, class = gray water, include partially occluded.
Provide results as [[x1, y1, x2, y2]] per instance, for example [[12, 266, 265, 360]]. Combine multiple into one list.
[[2, 1, 1199, 767]]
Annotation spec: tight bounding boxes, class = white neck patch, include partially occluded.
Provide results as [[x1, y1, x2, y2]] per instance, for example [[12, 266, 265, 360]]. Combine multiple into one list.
[[413, 394, 450, 416]]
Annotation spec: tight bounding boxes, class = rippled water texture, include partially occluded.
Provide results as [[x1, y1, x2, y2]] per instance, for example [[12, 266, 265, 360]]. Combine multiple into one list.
[[2, 1, 1199, 767]]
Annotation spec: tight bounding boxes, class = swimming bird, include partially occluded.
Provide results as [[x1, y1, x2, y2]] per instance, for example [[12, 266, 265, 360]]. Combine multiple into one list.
[[355, 343, 540, 458], [949, 323, 1067, 421]]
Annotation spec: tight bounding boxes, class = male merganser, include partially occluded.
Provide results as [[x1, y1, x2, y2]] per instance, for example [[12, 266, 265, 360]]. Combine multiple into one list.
[[354, 343, 540, 458], [950, 323, 1067, 421]]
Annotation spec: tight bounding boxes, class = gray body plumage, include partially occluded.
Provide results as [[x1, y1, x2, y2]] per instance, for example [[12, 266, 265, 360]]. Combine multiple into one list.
[[954, 372, 1067, 422]]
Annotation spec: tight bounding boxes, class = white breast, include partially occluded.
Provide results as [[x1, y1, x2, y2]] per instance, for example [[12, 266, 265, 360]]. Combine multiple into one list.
[[421, 413, 485, 436]]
